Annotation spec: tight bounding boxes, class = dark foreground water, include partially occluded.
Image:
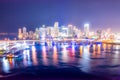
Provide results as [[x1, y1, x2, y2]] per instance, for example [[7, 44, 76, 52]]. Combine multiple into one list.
[[0, 43, 120, 80]]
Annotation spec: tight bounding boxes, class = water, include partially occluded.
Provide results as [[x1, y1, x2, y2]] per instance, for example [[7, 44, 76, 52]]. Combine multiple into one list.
[[0, 43, 120, 78]]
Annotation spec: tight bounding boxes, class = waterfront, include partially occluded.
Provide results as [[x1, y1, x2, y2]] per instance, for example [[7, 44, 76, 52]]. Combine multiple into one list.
[[0, 42, 120, 80]]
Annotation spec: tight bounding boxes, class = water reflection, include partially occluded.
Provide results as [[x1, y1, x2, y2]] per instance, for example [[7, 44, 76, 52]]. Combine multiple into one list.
[[2, 58, 10, 73], [8, 58, 14, 69], [53, 46, 58, 66], [97, 44, 101, 54], [103, 44, 106, 51], [31, 46, 38, 65], [61, 45, 69, 63], [42, 46, 48, 65], [80, 45, 91, 73], [71, 45, 75, 56], [67, 45, 77, 64], [2, 57, 15, 73], [1, 43, 120, 77], [115, 45, 120, 50], [23, 49, 31, 67], [79, 46, 83, 57], [92, 44, 96, 56]]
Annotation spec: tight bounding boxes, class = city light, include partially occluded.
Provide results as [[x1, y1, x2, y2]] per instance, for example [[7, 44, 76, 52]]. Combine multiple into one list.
[[84, 23, 89, 27], [0, 22, 119, 42], [1, 0, 120, 79]]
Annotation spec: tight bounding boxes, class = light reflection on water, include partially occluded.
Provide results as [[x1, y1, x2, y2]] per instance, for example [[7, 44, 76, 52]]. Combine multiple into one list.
[[23, 49, 31, 67], [2, 58, 10, 73], [61, 45, 69, 63], [2, 57, 15, 73], [42, 46, 48, 65], [80, 45, 91, 73], [31, 46, 38, 66], [1, 43, 120, 77], [53, 46, 58, 66]]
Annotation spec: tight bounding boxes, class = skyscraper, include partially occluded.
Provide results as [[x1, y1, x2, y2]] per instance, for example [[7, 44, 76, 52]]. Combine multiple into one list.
[[23, 27, 27, 34], [54, 22, 59, 37], [54, 22, 59, 28], [84, 23, 90, 37], [23, 27, 27, 39], [35, 28, 39, 40], [39, 25, 46, 40], [18, 28, 22, 39], [68, 25, 73, 37]]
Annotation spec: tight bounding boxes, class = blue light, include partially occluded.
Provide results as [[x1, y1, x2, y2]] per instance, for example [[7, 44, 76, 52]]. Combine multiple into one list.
[[95, 42, 102, 44], [52, 41, 56, 46], [45, 42, 48, 46]]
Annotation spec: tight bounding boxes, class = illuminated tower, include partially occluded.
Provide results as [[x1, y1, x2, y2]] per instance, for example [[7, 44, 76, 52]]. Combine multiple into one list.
[[68, 25, 73, 37], [84, 23, 89, 37], [46, 27, 51, 36], [96, 30, 102, 39], [23, 27, 27, 39], [23, 27, 27, 34], [39, 25, 46, 40], [18, 28, 23, 39], [54, 22, 59, 28], [106, 28, 111, 39], [35, 28, 39, 40], [18, 28, 22, 34], [28, 31, 34, 39], [54, 22, 59, 37]]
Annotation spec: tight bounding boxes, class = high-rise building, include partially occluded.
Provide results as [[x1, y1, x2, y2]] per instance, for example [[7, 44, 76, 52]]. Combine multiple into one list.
[[46, 27, 52, 36], [23, 27, 27, 34], [18, 28, 22, 34], [35, 28, 39, 40], [28, 31, 34, 39], [39, 25, 46, 40], [22, 27, 27, 39], [68, 25, 74, 37], [54, 22, 59, 28], [60, 26, 69, 37], [50, 27, 55, 37], [96, 29, 102, 39], [18, 28, 22, 39], [54, 22, 59, 37], [84, 23, 90, 37]]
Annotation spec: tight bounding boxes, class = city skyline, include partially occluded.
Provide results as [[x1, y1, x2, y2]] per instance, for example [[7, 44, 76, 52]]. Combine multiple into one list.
[[0, 21, 119, 40], [0, 0, 120, 33], [1, 0, 120, 80]]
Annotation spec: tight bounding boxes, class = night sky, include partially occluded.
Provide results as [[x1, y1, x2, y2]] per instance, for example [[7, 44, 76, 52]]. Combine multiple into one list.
[[0, 0, 120, 33]]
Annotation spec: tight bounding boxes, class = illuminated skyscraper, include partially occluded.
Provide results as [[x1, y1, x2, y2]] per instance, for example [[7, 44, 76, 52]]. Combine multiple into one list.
[[96, 29, 102, 39], [23, 27, 27, 39], [35, 28, 39, 39], [54, 22, 59, 37], [84, 23, 90, 37], [28, 31, 34, 39], [68, 25, 74, 37], [46, 27, 52, 36], [23, 27, 27, 34], [39, 25, 46, 40], [18, 28, 22, 39], [60, 26, 69, 37], [54, 22, 59, 28], [18, 28, 22, 34]]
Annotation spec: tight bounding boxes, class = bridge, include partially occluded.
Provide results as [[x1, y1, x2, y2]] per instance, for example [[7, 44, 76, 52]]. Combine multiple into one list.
[[0, 38, 95, 43], [0, 39, 120, 58], [0, 39, 96, 47]]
